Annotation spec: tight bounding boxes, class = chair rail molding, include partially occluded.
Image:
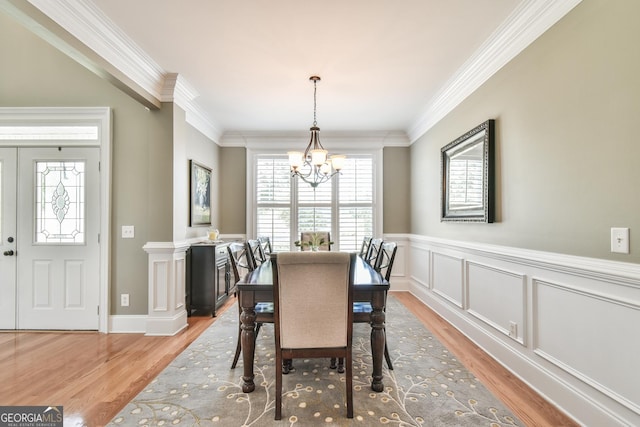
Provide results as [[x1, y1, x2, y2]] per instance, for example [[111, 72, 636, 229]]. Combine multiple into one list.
[[405, 234, 640, 427]]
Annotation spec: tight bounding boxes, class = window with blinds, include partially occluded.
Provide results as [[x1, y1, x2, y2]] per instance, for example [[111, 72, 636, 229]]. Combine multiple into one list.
[[255, 154, 374, 252], [255, 157, 291, 252]]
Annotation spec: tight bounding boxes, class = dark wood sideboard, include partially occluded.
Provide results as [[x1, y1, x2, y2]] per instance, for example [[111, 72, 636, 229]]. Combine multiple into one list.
[[186, 241, 233, 316]]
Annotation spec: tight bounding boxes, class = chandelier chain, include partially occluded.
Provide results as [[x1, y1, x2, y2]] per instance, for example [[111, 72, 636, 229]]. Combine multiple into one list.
[[313, 78, 317, 127]]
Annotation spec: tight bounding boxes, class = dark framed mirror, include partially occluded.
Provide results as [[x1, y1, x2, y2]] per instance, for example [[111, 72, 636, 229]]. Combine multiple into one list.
[[441, 119, 494, 223]]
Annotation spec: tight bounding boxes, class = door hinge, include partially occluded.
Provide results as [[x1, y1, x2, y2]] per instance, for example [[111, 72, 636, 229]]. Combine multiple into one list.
[[97, 305, 100, 315]]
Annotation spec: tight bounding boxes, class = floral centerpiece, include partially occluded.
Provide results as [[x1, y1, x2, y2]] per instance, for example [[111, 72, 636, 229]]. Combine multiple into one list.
[[294, 232, 333, 251]]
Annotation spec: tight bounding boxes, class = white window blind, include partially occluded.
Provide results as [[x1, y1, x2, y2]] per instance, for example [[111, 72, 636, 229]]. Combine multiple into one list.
[[338, 157, 374, 252], [255, 156, 291, 252], [254, 153, 374, 252]]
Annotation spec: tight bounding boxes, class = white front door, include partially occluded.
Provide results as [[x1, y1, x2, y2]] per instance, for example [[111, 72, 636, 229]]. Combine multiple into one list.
[[15, 147, 100, 330], [0, 148, 17, 329]]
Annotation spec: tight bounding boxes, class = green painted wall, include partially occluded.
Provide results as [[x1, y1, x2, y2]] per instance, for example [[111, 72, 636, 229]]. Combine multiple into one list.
[[410, 0, 640, 263], [0, 12, 175, 314], [383, 147, 411, 233], [219, 147, 247, 234]]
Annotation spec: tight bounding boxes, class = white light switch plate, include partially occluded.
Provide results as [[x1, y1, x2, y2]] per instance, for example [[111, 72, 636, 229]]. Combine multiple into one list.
[[610, 227, 629, 254], [122, 225, 135, 239]]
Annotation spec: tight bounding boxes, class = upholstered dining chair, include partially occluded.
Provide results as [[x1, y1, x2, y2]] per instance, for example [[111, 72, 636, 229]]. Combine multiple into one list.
[[272, 251, 355, 420], [228, 241, 273, 369], [299, 231, 331, 251]]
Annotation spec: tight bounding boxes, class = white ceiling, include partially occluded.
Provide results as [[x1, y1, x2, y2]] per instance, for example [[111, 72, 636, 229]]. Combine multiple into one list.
[[7, 0, 581, 142]]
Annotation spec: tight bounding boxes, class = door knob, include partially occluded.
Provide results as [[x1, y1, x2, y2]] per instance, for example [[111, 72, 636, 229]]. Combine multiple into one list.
[[3, 250, 14, 256]]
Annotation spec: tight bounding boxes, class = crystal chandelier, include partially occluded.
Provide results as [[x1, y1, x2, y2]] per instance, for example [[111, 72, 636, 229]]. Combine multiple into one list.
[[288, 76, 345, 188]]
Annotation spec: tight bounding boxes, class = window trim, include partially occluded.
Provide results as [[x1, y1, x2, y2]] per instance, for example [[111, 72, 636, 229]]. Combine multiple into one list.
[[247, 146, 383, 246]]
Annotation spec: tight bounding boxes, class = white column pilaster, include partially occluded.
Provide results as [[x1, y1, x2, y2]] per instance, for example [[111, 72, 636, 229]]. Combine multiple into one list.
[[143, 241, 190, 336]]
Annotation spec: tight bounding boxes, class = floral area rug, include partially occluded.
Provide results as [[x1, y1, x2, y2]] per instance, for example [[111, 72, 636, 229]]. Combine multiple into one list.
[[108, 295, 521, 426]]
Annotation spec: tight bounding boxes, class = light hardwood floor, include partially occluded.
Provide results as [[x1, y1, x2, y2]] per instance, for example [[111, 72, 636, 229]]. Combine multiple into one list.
[[0, 292, 577, 426]]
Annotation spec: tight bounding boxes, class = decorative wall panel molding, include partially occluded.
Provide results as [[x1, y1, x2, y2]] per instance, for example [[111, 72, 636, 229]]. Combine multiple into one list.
[[431, 252, 465, 308], [406, 234, 640, 427], [533, 278, 640, 415], [466, 261, 527, 345]]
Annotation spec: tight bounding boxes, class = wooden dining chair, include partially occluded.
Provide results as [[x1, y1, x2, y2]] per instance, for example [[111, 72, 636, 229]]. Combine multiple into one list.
[[247, 238, 267, 267], [358, 236, 372, 258], [272, 251, 355, 420], [258, 236, 272, 257], [228, 241, 273, 369], [357, 241, 397, 369], [364, 238, 383, 267], [334, 241, 397, 373], [374, 241, 398, 282]]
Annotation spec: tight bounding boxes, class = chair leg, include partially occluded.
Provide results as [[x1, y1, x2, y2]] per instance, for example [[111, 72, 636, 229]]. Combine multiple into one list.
[[231, 322, 264, 369], [231, 324, 242, 369], [336, 337, 392, 372], [282, 358, 293, 374], [231, 303, 243, 369], [384, 335, 393, 370], [275, 352, 282, 420], [346, 351, 353, 419]]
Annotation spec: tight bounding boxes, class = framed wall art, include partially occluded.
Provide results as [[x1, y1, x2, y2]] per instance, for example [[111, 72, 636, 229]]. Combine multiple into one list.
[[441, 119, 495, 223], [190, 160, 212, 226]]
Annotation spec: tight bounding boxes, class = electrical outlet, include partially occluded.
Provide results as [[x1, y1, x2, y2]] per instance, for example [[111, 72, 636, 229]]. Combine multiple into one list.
[[121, 293, 130, 307], [122, 225, 135, 239], [508, 321, 518, 339]]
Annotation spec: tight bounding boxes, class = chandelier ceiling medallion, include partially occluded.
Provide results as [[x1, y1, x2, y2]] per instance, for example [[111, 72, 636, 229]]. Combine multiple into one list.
[[288, 76, 345, 188]]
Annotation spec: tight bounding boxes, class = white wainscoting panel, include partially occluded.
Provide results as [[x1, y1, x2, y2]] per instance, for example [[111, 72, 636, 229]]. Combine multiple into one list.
[[151, 260, 169, 312], [431, 252, 464, 308], [391, 243, 406, 277], [407, 234, 640, 427], [174, 257, 186, 310], [409, 243, 430, 288], [533, 278, 640, 415], [467, 261, 526, 344]]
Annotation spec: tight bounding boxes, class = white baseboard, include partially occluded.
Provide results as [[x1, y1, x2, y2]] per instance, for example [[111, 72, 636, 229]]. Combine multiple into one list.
[[109, 315, 147, 333]]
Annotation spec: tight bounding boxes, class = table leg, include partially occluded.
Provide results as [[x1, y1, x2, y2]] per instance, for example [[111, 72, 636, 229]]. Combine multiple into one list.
[[370, 292, 386, 392], [240, 306, 256, 393]]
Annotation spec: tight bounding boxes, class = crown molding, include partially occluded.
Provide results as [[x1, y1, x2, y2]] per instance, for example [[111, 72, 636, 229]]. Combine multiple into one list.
[[407, 0, 583, 143], [12, 0, 581, 146], [162, 74, 222, 143], [23, 0, 222, 143], [221, 130, 410, 149], [28, 0, 165, 98]]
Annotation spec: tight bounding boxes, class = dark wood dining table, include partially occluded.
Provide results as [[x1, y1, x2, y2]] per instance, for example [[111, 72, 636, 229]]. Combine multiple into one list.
[[235, 254, 390, 393]]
